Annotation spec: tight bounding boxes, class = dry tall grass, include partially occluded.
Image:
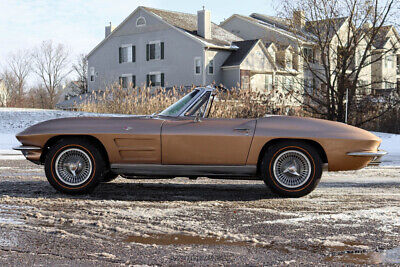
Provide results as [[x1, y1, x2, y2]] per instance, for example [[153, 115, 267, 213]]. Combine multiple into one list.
[[79, 85, 184, 115], [78, 84, 304, 118]]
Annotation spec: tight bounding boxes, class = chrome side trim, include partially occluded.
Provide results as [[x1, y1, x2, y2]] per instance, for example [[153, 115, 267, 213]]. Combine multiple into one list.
[[13, 145, 41, 151], [111, 164, 257, 177], [347, 150, 387, 157]]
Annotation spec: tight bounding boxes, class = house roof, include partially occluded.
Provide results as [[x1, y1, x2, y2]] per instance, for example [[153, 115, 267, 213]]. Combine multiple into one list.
[[142, 7, 242, 47], [87, 6, 242, 57], [371, 26, 395, 49], [222, 39, 259, 67], [305, 17, 348, 40]]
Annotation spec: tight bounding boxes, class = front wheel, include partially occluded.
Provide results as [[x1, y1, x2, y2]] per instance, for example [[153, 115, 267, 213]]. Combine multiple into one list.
[[261, 141, 323, 198], [44, 138, 107, 194]]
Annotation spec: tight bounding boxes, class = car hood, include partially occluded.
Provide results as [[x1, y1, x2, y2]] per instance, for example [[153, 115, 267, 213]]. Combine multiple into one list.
[[16, 115, 156, 137], [257, 115, 381, 141]]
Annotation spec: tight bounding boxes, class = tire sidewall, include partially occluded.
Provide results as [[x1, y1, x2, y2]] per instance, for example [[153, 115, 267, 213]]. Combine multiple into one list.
[[262, 141, 322, 198], [45, 138, 106, 194]]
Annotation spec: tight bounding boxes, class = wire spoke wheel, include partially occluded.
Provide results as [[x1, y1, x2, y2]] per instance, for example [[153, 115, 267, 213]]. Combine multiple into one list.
[[273, 150, 312, 189], [55, 148, 93, 186]]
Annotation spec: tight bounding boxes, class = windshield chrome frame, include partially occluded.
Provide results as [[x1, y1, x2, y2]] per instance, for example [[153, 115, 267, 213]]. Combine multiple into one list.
[[178, 87, 215, 118], [157, 86, 215, 118]]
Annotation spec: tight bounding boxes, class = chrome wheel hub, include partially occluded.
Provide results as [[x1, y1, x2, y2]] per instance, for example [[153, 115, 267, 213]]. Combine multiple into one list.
[[55, 148, 92, 186], [273, 150, 312, 188]]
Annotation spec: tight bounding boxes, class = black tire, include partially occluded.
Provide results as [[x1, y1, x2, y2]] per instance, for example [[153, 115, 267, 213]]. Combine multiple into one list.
[[261, 141, 322, 198], [44, 138, 107, 194], [102, 172, 119, 183]]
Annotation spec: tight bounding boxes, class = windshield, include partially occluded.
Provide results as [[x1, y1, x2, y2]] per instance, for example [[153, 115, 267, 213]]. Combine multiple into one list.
[[184, 91, 211, 117], [159, 89, 201, 116]]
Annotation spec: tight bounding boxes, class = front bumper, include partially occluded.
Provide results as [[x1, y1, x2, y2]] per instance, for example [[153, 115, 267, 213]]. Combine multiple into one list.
[[347, 150, 388, 166], [13, 145, 42, 164]]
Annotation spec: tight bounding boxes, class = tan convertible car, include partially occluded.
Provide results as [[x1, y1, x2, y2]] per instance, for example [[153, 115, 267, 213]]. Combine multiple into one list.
[[14, 86, 386, 197]]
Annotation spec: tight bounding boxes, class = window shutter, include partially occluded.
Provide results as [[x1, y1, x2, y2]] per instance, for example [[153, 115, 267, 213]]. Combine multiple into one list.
[[146, 44, 149, 61], [119, 47, 122, 64], [161, 42, 164, 60], [161, 73, 165, 87], [146, 74, 150, 87], [132, 75, 136, 88], [132, 46, 136, 62]]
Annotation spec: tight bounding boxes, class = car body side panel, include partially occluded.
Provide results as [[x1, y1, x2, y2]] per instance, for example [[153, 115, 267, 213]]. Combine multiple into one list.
[[161, 117, 256, 165], [16, 116, 165, 164], [247, 116, 381, 171]]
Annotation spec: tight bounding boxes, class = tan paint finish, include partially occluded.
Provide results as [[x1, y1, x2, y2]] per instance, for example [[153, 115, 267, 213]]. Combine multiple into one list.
[[161, 117, 256, 165], [247, 116, 381, 171], [16, 114, 381, 173]]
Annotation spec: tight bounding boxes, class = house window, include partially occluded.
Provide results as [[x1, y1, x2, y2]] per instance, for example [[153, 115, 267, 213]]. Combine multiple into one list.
[[147, 42, 164, 61], [302, 47, 314, 63], [265, 75, 273, 90], [90, 67, 95, 82], [119, 76, 128, 88], [146, 72, 165, 87], [208, 59, 214, 75], [304, 77, 313, 95], [119, 45, 136, 63], [194, 57, 201, 75], [119, 74, 136, 89], [385, 81, 392, 90], [286, 55, 293, 69], [136, 17, 146, 27]]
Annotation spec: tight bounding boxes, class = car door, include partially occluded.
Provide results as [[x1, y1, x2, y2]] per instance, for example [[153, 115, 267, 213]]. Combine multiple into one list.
[[161, 117, 256, 165]]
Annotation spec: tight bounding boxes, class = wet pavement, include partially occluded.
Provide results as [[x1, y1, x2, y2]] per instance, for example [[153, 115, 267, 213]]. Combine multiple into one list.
[[0, 159, 399, 266]]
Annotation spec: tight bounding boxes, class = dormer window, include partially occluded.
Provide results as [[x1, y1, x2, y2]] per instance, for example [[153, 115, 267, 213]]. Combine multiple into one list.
[[136, 17, 146, 27]]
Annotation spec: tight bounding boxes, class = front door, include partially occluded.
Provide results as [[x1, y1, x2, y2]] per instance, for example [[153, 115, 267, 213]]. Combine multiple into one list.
[[161, 117, 256, 165]]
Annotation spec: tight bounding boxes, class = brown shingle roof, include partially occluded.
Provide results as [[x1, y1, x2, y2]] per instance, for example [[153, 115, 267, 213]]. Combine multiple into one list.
[[142, 7, 242, 48]]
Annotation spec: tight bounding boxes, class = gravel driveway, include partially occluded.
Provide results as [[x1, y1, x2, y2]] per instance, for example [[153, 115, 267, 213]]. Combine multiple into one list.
[[0, 159, 399, 266]]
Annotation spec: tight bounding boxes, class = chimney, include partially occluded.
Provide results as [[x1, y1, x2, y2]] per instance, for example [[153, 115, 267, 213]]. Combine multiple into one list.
[[105, 22, 115, 38], [197, 7, 212, 40], [293, 10, 305, 29]]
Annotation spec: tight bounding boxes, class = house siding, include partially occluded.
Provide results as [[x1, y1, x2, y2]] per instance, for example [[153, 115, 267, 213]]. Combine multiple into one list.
[[222, 68, 240, 89], [87, 8, 206, 91]]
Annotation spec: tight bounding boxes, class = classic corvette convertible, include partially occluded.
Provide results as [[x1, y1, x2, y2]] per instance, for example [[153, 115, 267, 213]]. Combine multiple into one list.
[[14, 86, 386, 197]]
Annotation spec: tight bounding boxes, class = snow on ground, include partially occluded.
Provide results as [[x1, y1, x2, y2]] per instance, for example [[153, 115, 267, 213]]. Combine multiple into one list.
[[0, 107, 399, 165], [373, 132, 400, 166], [0, 108, 121, 153]]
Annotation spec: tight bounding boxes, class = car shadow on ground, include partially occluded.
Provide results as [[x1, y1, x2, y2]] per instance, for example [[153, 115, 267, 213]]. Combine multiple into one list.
[[0, 180, 281, 201], [1, 179, 399, 202]]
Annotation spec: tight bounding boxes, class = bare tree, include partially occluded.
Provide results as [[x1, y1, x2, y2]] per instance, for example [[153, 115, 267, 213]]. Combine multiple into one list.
[[32, 40, 71, 107], [1, 50, 31, 106], [0, 70, 19, 107], [72, 54, 88, 93], [279, 0, 399, 126]]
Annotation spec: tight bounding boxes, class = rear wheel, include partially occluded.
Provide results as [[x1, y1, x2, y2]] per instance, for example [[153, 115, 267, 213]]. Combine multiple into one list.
[[44, 138, 107, 194], [261, 141, 322, 198]]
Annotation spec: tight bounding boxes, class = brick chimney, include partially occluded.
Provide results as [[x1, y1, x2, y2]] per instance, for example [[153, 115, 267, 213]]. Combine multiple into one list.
[[105, 22, 115, 38], [197, 8, 212, 40], [293, 10, 305, 29]]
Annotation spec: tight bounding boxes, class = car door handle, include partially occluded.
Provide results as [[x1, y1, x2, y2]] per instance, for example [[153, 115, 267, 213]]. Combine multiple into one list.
[[234, 128, 250, 133]]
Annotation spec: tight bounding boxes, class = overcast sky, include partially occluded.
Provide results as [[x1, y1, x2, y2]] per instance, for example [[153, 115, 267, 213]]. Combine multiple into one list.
[[0, 0, 277, 69]]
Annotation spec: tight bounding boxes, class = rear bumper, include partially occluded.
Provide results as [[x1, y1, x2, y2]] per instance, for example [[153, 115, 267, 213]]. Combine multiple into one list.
[[13, 145, 42, 164], [347, 150, 387, 166]]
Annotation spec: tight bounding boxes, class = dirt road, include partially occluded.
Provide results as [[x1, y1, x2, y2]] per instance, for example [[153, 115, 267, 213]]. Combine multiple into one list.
[[0, 159, 399, 266]]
